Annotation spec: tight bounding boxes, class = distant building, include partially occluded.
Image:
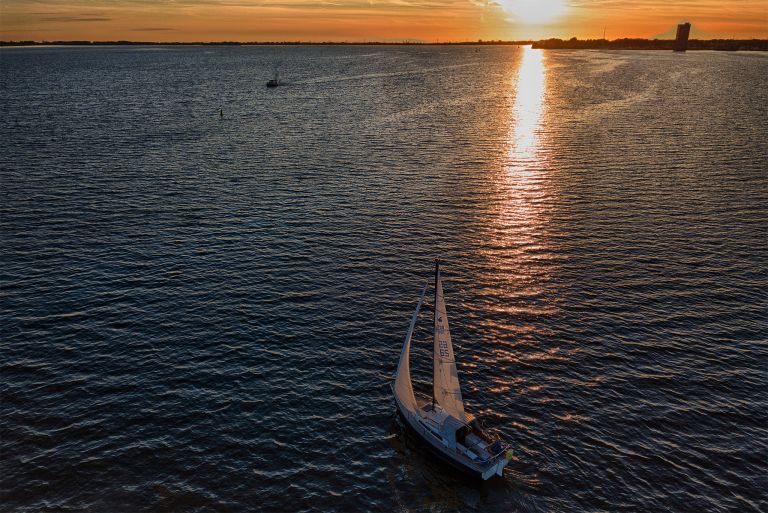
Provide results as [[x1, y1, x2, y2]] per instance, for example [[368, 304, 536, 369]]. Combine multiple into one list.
[[674, 22, 691, 52]]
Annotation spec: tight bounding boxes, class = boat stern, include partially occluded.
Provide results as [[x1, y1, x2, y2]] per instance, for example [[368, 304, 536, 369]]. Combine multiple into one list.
[[481, 449, 514, 480]]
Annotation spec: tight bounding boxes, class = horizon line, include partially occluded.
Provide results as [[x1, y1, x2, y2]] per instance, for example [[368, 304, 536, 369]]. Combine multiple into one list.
[[3, 37, 768, 46]]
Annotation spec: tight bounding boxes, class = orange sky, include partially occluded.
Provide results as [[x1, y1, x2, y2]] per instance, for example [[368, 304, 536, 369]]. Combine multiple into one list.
[[1, 0, 766, 42]]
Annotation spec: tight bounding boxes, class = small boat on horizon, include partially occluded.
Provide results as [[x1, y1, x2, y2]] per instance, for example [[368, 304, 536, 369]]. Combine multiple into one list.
[[266, 68, 281, 88], [392, 260, 513, 480]]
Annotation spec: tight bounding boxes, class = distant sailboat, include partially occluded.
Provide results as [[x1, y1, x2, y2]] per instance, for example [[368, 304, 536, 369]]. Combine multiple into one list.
[[392, 260, 513, 480], [266, 68, 281, 88]]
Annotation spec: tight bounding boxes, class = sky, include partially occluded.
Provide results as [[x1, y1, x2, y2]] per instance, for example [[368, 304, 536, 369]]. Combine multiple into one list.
[[1, 0, 766, 42]]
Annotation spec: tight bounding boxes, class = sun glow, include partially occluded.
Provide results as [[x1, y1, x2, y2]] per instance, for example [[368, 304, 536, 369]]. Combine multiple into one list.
[[499, 0, 568, 24]]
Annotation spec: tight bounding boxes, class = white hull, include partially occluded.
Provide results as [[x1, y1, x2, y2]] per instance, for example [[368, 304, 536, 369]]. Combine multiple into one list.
[[394, 392, 510, 480]]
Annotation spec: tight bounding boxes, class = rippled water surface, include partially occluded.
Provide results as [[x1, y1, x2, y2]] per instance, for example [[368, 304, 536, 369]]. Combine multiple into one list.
[[1, 45, 767, 512]]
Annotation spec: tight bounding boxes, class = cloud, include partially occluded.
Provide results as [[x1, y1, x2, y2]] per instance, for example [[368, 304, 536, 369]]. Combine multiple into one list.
[[2, 0, 765, 40], [40, 16, 112, 22], [0, 28, 58, 32]]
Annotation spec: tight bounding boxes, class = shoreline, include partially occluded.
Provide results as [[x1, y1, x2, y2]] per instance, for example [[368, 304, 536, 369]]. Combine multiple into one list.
[[2, 39, 767, 51]]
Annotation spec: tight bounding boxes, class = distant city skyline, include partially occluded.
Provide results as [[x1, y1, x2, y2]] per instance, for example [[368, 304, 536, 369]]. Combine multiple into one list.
[[1, 0, 766, 42]]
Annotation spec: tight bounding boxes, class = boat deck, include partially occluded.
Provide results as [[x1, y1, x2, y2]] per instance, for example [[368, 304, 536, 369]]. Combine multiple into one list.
[[413, 395, 500, 462]]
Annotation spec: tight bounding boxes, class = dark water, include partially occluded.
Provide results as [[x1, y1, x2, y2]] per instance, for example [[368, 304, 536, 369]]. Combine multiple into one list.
[[1, 45, 767, 512]]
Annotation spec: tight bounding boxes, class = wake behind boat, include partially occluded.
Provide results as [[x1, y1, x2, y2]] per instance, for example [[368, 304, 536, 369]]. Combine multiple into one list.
[[392, 260, 513, 480]]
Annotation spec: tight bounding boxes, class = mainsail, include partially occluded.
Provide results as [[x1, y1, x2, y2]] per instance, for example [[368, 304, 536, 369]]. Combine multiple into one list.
[[433, 264, 466, 422], [393, 286, 426, 414]]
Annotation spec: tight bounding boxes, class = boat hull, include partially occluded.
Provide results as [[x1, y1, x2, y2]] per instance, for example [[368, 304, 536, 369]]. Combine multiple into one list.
[[394, 398, 508, 481]]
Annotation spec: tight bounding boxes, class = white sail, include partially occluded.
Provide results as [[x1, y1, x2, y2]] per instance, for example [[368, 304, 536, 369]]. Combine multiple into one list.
[[394, 286, 426, 414], [433, 268, 466, 422]]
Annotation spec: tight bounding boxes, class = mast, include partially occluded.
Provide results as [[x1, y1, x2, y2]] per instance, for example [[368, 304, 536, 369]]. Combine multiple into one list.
[[432, 259, 439, 409]]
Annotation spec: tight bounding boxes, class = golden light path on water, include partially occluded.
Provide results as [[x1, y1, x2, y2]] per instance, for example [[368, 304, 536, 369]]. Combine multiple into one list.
[[508, 46, 547, 173], [485, 45, 552, 311], [473, 47, 565, 406]]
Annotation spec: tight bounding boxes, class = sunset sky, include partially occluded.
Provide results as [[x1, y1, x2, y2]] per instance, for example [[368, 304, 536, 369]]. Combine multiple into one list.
[[1, 0, 766, 42]]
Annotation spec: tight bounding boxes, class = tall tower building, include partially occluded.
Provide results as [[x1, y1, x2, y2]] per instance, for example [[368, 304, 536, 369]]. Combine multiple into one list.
[[674, 22, 691, 52]]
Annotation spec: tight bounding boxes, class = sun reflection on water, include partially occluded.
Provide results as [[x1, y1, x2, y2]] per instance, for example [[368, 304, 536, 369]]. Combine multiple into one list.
[[474, 46, 566, 395], [508, 46, 547, 173], [483, 45, 553, 302]]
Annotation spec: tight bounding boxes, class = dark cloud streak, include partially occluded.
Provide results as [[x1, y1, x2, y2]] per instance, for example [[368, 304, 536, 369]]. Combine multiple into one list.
[[41, 16, 112, 22]]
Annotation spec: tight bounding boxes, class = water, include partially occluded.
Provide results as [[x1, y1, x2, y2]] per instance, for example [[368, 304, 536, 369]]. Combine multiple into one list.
[[1, 45, 766, 512]]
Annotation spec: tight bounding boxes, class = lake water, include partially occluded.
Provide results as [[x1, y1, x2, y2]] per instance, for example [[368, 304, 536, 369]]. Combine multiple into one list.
[[1, 45, 766, 512]]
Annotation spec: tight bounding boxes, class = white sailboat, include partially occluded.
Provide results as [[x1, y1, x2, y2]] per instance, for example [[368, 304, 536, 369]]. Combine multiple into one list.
[[392, 260, 513, 480]]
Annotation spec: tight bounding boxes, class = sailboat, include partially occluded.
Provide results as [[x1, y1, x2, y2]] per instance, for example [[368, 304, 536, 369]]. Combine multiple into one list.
[[392, 260, 513, 480], [266, 68, 281, 88]]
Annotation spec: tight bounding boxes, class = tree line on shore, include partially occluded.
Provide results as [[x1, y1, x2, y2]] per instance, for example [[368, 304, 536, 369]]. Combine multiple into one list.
[[1, 39, 766, 50], [532, 37, 768, 51]]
